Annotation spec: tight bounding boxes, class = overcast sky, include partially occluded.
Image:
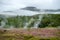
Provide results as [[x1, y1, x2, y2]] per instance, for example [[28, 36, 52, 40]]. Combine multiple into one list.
[[0, 0, 60, 11], [0, 0, 60, 16]]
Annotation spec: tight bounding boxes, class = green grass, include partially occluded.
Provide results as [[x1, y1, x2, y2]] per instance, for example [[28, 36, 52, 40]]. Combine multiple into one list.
[[0, 33, 60, 40]]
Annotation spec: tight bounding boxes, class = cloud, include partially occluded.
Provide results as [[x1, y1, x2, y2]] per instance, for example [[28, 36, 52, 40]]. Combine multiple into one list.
[[0, 0, 60, 11], [0, 0, 60, 16], [0, 0, 26, 11], [53, 0, 60, 9]]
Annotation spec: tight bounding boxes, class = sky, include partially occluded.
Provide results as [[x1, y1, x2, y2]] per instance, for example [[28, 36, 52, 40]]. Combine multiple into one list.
[[0, 0, 60, 15]]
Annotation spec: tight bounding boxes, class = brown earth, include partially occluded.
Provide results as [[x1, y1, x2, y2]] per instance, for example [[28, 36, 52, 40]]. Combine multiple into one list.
[[0, 28, 60, 40], [0, 28, 60, 38]]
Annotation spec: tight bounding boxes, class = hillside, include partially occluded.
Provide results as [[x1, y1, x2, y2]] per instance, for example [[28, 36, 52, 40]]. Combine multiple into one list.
[[0, 14, 60, 28]]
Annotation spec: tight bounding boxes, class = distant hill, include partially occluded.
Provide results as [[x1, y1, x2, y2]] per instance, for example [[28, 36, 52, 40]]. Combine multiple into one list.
[[21, 6, 40, 12]]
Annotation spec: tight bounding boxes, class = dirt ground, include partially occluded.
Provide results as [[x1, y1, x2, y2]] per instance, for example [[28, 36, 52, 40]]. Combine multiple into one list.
[[0, 28, 60, 40]]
